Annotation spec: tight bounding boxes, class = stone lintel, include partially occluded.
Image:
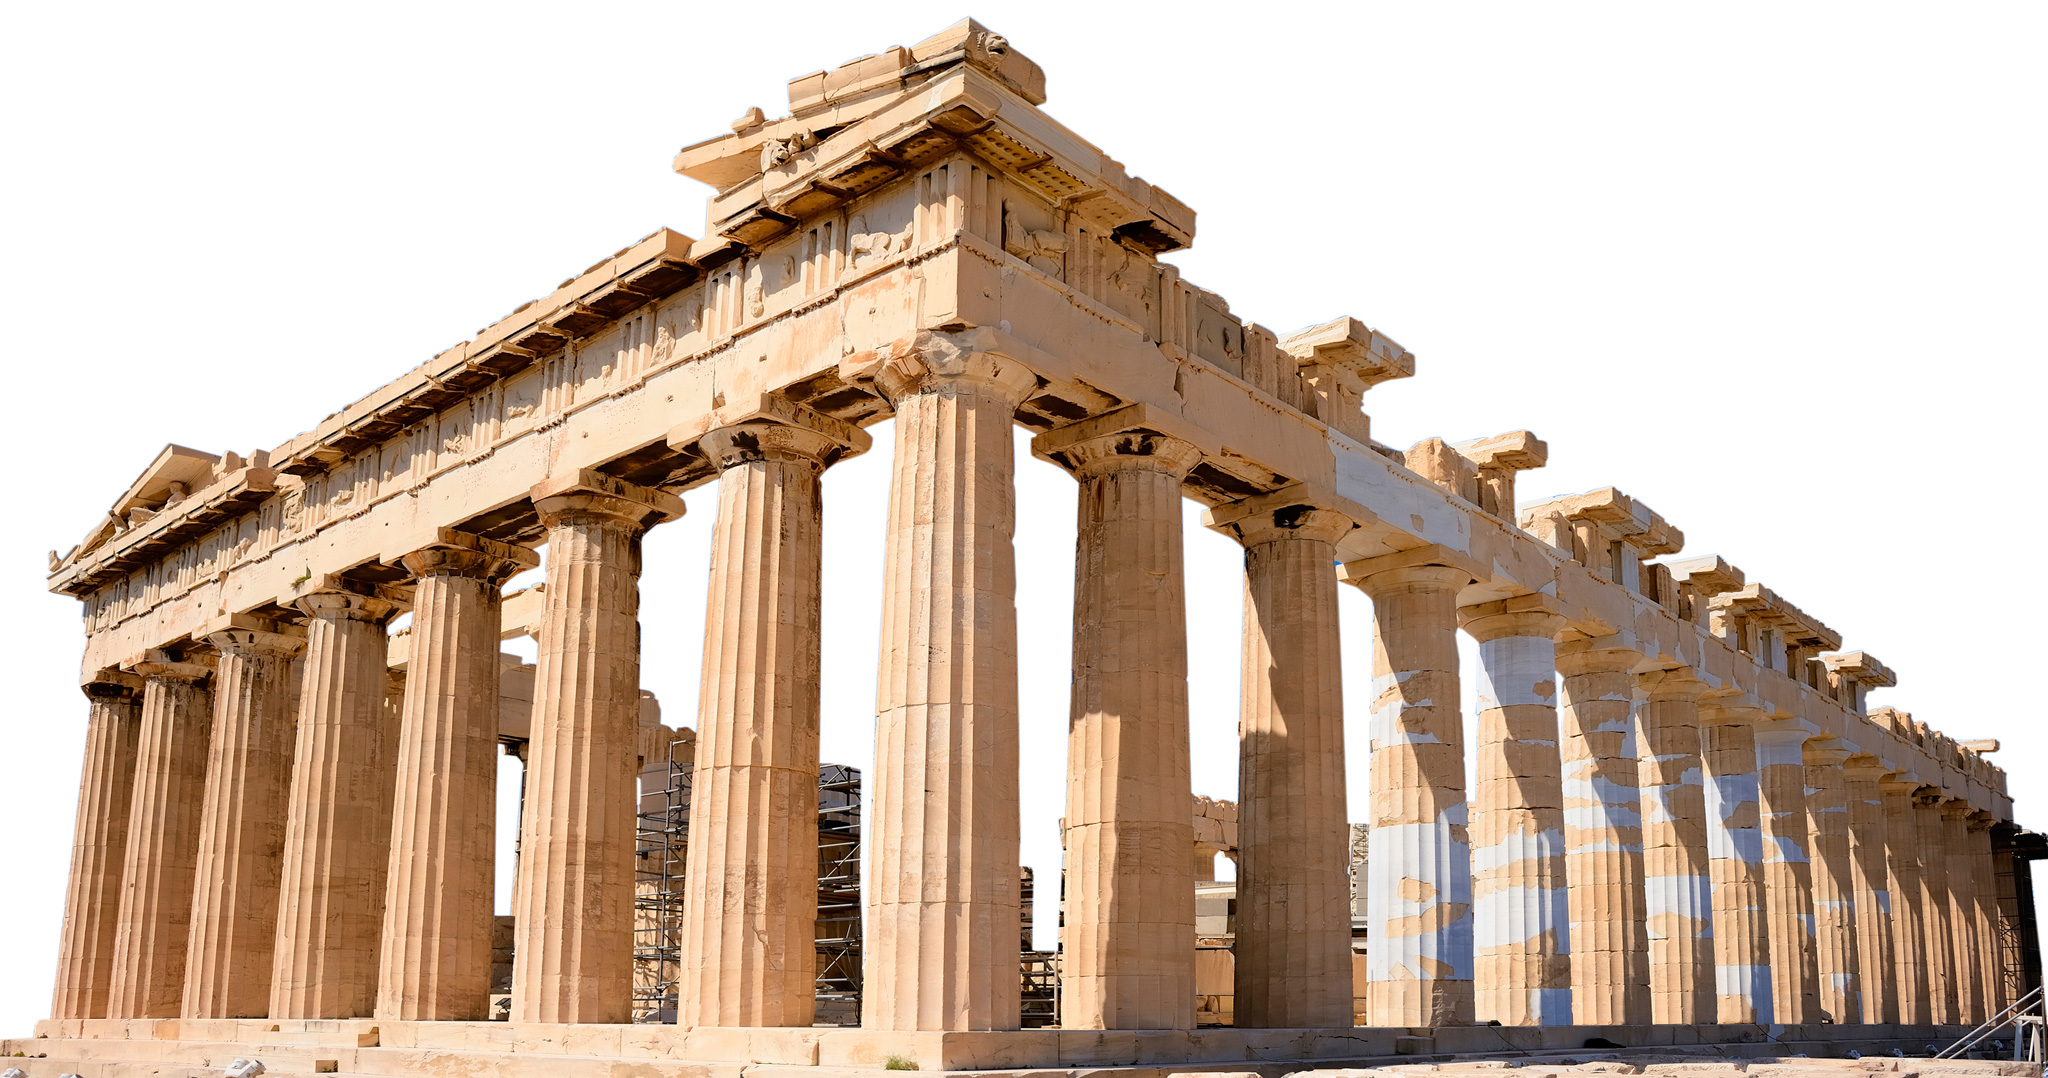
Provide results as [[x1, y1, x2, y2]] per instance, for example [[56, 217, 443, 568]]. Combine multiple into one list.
[[1452, 430, 1549, 471], [529, 468, 686, 522], [1959, 738, 2000, 754], [1820, 650, 1896, 688], [1519, 487, 1682, 556], [1199, 481, 1376, 535], [1666, 555, 1745, 597], [1336, 542, 1486, 587], [666, 393, 871, 459], [1278, 316, 1415, 388]]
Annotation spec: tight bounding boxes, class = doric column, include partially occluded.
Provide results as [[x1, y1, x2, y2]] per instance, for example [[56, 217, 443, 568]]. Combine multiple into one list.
[[864, 342, 1036, 1031], [673, 406, 862, 1028], [184, 624, 306, 1018], [1039, 414, 1203, 1031], [510, 472, 679, 1025], [1462, 602, 1571, 1027], [272, 585, 405, 1020], [377, 529, 536, 1021], [1879, 778, 1930, 1024], [1346, 550, 1477, 1028], [1841, 758, 1897, 1024], [1556, 637, 1649, 1026], [1914, 791, 1959, 1024], [1699, 701, 1770, 1024], [1754, 721, 1820, 1024], [1635, 668, 1713, 1024], [1803, 743, 1860, 1024], [106, 652, 214, 1019], [1940, 800, 1984, 1024], [1210, 499, 1353, 1029], [50, 669, 144, 1019], [1967, 813, 2003, 1018]]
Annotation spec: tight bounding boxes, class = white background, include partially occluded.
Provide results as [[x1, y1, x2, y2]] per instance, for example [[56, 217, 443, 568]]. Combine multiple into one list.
[[1, 1, 2043, 1035]]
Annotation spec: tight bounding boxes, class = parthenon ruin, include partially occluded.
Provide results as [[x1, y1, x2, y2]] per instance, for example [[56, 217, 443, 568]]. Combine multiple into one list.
[[12, 18, 2043, 1078]]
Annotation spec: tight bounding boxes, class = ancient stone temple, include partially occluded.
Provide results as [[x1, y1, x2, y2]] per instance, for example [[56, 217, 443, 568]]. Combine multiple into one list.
[[14, 18, 2043, 1078]]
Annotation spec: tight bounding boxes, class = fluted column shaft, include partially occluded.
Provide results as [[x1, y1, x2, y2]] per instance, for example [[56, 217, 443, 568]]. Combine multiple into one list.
[[1556, 640, 1649, 1026], [1967, 817, 2002, 1018], [1217, 505, 1353, 1028], [272, 589, 404, 1019], [678, 414, 858, 1027], [1464, 608, 1571, 1027], [377, 536, 534, 1021], [1700, 705, 1770, 1023], [1636, 669, 1713, 1024], [106, 658, 214, 1018], [1915, 793, 1959, 1024], [51, 672, 144, 1019], [1048, 427, 1202, 1030], [1356, 562, 1474, 1028], [184, 627, 305, 1018], [512, 476, 674, 1025], [1842, 763, 1897, 1024], [1803, 745, 1860, 1024], [1755, 723, 1819, 1024], [865, 346, 1035, 1031], [1880, 780, 1930, 1024], [1941, 802, 1984, 1024]]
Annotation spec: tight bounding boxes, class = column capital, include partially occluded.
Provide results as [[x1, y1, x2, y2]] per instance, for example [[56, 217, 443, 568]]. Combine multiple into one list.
[[1032, 404, 1212, 480], [205, 627, 307, 659], [122, 648, 214, 683], [1338, 543, 1486, 595], [1967, 811, 1996, 832], [1938, 798, 1975, 821], [1697, 697, 1767, 727], [390, 527, 538, 584], [1636, 664, 1709, 700], [1802, 741, 1853, 767], [530, 468, 685, 530], [1202, 483, 1369, 548], [1839, 752, 1888, 776], [80, 666, 144, 701], [668, 393, 871, 470], [1460, 605, 1567, 644], [1877, 775, 1922, 797], [1554, 633, 1643, 675], [846, 330, 1039, 408], [293, 577, 408, 625], [1910, 786, 1946, 808]]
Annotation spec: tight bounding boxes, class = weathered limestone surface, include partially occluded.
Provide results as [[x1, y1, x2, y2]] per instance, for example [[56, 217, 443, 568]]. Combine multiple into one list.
[[676, 409, 861, 1027], [1215, 503, 1354, 1029], [1353, 556, 1476, 1028], [1841, 758, 1897, 1025], [106, 659, 214, 1019], [1913, 792, 1958, 1025], [1700, 704, 1770, 1024], [1043, 421, 1203, 1031], [183, 627, 304, 1018], [271, 588, 403, 1020], [865, 341, 1034, 1031], [1939, 801, 1983, 1025], [1753, 723, 1819, 1025], [1802, 744, 1860, 1024], [1555, 638, 1649, 1026], [511, 473, 679, 1024], [1635, 668, 1712, 1025], [377, 535, 535, 1021], [1880, 779, 1930, 1025], [1965, 815, 2002, 1019], [50, 672, 143, 1020], [1464, 605, 1571, 1027]]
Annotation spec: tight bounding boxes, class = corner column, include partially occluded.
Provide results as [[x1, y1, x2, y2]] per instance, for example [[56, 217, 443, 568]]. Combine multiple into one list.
[[1040, 417, 1203, 1030], [1462, 602, 1571, 1026], [1755, 722, 1820, 1024], [377, 530, 536, 1021], [1841, 758, 1897, 1024], [106, 652, 215, 1018], [1914, 791, 1959, 1024], [1802, 743, 1861, 1024], [1209, 499, 1354, 1028], [50, 670, 144, 1019], [865, 343, 1036, 1031], [1347, 552, 1477, 1028], [272, 586, 405, 1019], [1635, 668, 1714, 1024], [674, 406, 864, 1027], [511, 471, 679, 1024], [1699, 701, 1771, 1024], [184, 624, 306, 1017], [1879, 778, 1930, 1024], [1556, 638, 1650, 1026]]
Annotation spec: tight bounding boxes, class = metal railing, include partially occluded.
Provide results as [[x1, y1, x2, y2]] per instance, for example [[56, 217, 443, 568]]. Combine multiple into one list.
[[1936, 984, 2043, 1060]]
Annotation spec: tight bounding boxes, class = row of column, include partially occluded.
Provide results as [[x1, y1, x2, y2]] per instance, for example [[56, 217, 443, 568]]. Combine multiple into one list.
[[51, 344, 2006, 1032]]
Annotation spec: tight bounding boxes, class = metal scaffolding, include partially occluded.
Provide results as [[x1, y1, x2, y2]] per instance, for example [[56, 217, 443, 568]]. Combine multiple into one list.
[[816, 764, 863, 1025]]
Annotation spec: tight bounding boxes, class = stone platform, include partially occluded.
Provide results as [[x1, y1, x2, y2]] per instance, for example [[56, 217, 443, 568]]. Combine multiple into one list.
[[0, 1021, 2004, 1078]]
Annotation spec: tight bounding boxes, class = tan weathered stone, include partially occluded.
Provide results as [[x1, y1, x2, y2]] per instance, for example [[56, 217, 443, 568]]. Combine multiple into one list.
[[272, 587, 405, 1020], [1800, 742, 1859, 1025], [1840, 757, 1896, 1024], [184, 624, 306, 1018], [1699, 702, 1769, 1024], [1554, 638, 1649, 1027], [50, 670, 144, 1020], [1965, 813, 2002, 1019], [1879, 777, 1930, 1025], [1938, 800, 1983, 1025], [1753, 721, 1819, 1025], [1039, 415, 1204, 1031], [1635, 668, 1713, 1026], [1912, 790, 1958, 1025], [671, 405, 862, 1027], [106, 654, 215, 1019], [511, 471, 681, 1024], [378, 532, 536, 1021]]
